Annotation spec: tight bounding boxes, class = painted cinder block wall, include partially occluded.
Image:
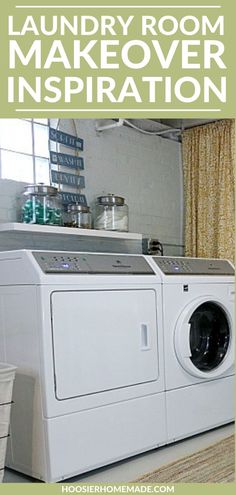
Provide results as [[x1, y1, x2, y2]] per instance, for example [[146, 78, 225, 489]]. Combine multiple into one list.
[[0, 119, 184, 255]]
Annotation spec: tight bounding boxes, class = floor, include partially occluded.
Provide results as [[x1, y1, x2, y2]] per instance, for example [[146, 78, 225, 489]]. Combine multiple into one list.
[[3, 423, 234, 483]]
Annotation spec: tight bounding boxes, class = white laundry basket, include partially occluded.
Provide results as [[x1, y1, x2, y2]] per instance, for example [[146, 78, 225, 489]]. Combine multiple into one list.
[[0, 363, 17, 483]]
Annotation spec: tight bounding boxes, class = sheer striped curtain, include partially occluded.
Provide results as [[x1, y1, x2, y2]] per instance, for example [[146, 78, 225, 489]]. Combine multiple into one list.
[[182, 120, 235, 262]]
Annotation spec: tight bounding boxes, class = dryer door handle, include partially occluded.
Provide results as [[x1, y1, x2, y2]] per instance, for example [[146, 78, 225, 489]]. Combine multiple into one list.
[[182, 323, 192, 358], [140, 324, 150, 351]]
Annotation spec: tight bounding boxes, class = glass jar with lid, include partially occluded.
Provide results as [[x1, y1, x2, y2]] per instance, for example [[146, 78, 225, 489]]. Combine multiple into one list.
[[21, 184, 63, 226], [66, 204, 92, 229], [94, 194, 129, 232]]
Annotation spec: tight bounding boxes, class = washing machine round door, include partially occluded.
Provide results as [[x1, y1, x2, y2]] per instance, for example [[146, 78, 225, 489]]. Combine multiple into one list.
[[174, 297, 234, 379]]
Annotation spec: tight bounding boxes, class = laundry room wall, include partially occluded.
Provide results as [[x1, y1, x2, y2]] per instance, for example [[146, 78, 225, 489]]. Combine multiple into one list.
[[62, 119, 184, 255], [0, 119, 184, 255]]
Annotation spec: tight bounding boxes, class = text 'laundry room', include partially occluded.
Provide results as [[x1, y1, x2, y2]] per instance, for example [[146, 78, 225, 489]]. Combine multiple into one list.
[[0, 118, 234, 484]]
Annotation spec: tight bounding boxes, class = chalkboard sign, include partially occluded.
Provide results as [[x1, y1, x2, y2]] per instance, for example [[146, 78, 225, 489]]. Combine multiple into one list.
[[49, 128, 84, 151], [50, 151, 84, 170]]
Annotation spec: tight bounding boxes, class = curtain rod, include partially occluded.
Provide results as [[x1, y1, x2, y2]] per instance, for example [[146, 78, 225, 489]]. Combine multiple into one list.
[[181, 119, 222, 132]]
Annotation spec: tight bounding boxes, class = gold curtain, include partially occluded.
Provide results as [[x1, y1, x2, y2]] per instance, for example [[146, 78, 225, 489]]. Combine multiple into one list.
[[182, 119, 235, 262]]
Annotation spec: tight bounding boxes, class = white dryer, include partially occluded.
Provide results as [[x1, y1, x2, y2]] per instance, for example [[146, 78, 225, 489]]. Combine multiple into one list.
[[0, 250, 166, 482], [147, 256, 234, 442]]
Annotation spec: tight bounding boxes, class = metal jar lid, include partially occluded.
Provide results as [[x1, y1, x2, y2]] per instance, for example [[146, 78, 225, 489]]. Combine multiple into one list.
[[24, 184, 58, 196], [97, 194, 125, 206], [68, 203, 90, 213]]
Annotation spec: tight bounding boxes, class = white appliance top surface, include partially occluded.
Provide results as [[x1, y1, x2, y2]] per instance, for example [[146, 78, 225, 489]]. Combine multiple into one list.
[[0, 250, 163, 285], [32, 251, 155, 275], [149, 256, 234, 281]]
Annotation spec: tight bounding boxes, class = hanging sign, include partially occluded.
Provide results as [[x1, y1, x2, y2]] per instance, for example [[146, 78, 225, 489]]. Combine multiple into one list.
[[59, 192, 87, 206], [49, 128, 84, 151], [51, 170, 85, 189], [50, 151, 84, 170]]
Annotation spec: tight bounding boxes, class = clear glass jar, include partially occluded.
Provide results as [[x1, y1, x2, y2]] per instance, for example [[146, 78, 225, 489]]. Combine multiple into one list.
[[66, 204, 92, 229], [21, 184, 63, 226], [94, 194, 129, 232]]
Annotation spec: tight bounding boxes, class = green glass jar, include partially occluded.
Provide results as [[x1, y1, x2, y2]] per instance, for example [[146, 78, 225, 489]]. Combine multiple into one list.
[[21, 184, 63, 226]]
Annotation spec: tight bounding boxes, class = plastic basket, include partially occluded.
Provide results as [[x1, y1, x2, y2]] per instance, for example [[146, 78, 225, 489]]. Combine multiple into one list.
[[0, 363, 17, 483]]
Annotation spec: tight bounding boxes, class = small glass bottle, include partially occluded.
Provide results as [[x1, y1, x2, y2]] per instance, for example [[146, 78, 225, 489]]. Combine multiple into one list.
[[94, 194, 129, 232], [21, 184, 63, 226], [67, 204, 92, 229]]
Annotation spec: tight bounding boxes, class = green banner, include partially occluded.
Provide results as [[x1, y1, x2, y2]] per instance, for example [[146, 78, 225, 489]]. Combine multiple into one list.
[[0, 0, 235, 117], [0, 482, 236, 494]]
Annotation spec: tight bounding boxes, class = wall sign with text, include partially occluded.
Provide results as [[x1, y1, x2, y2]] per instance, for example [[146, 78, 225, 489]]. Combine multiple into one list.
[[49, 126, 86, 205]]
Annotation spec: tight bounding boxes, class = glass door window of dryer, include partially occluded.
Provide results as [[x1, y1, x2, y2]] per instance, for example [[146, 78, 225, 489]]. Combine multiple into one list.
[[189, 302, 230, 372], [51, 290, 159, 400]]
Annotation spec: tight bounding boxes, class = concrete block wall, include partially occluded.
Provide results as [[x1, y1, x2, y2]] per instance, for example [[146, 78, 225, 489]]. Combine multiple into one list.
[[73, 120, 184, 254], [0, 119, 184, 255]]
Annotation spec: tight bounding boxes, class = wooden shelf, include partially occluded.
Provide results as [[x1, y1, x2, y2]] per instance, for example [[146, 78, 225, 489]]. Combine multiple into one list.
[[0, 223, 142, 241]]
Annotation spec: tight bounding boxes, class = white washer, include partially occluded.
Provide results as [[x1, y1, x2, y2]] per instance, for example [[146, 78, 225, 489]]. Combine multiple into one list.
[[0, 250, 166, 482], [147, 256, 234, 442]]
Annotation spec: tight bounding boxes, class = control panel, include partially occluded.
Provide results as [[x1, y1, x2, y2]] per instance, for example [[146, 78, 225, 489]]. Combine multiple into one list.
[[32, 252, 155, 275], [153, 257, 234, 275]]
